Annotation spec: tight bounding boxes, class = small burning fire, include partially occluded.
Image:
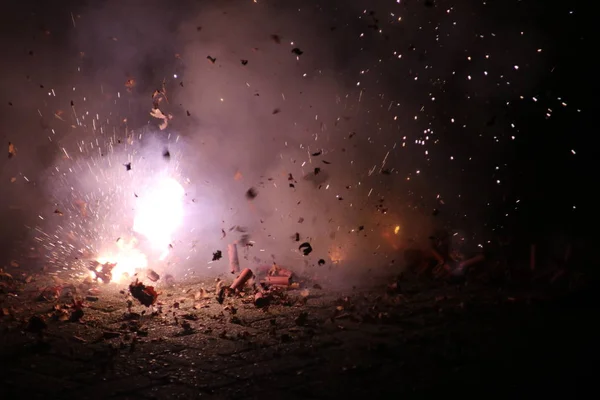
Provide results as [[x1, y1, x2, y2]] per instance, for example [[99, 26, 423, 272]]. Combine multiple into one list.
[[94, 177, 185, 283], [95, 238, 148, 283]]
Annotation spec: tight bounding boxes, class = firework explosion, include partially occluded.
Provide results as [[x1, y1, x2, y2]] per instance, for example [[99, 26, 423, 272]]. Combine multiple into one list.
[[0, 0, 588, 289], [35, 130, 186, 283]]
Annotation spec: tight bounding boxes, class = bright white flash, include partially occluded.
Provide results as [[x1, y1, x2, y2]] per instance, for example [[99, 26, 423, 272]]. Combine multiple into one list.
[[133, 177, 185, 254]]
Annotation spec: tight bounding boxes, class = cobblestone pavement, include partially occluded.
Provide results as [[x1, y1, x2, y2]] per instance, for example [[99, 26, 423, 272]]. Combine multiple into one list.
[[0, 275, 596, 399]]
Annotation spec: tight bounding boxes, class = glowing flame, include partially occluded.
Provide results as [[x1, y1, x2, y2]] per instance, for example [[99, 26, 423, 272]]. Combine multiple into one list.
[[94, 177, 184, 284], [97, 238, 148, 283], [133, 177, 185, 254], [394, 225, 400, 235]]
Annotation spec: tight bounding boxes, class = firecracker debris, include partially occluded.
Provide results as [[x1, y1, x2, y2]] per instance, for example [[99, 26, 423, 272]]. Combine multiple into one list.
[[0, 268, 597, 399]]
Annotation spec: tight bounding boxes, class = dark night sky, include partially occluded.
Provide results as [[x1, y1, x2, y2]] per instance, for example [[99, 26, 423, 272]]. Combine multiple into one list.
[[0, 0, 592, 279]]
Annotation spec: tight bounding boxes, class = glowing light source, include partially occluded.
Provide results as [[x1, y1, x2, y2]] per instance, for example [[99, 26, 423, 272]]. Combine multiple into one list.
[[394, 225, 400, 235], [97, 238, 148, 283], [95, 177, 185, 284], [133, 177, 185, 253]]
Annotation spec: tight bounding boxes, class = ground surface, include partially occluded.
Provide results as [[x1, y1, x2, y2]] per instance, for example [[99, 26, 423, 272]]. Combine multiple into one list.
[[0, 272, 597, 399]]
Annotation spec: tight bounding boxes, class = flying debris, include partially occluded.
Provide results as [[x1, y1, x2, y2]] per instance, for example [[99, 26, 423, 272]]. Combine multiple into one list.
[[129, 280, 159, 307], [163, 149, 171, 160], [146, 269, 160, 282], [54, 110, 65, 121], [8, 142, 16, 158], [291, 48, 303, 56], [152, 88, 168, 108], [124, 162, 132, 171], [207, 55, 216, 63], [270, 34, 281, 44], [150, 108, 171, 130], [246, 187, 258, 199], [238, 234, 252, 247], [88, 261, 116, 283], [299, 242, 313, 256], [125, 78, 135, 92], [288, 173, 297, 188], [241, 59, 248, 65], [212, 250, 223, 261]]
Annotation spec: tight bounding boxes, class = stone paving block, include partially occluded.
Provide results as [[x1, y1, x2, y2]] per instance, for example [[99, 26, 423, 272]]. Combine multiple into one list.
[[2, 278, 597, 399]]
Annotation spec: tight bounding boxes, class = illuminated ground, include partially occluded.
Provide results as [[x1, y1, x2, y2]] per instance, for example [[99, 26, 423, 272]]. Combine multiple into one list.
[[0, 273, 596, 399]]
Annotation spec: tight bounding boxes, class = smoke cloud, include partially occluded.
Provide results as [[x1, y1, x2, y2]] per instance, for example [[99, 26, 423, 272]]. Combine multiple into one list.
[[1, 0, 556, 287]]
